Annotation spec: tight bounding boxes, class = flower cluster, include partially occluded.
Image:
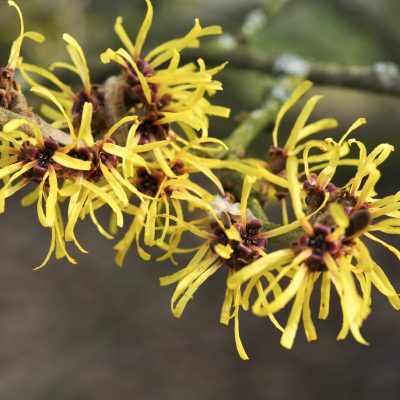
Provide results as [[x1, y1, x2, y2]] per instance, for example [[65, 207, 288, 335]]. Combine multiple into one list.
[[0, 0, 231, 269], [159, 82, 400, 358], [225, 89, 399, 354], [0, 1, 399, 360]]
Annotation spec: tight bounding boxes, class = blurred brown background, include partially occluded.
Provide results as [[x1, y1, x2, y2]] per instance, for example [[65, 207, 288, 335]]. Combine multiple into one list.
[[0, 0, 400, 399]]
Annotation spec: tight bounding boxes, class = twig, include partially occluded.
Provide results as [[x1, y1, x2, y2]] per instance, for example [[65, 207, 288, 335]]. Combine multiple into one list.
[[223, 97, 281, 158], [221, 76, 302, 158], [185, 46, 400, 97], [248, 197, 300, 247], [0, 106, 73, 145], [0, 72, 130, 146]]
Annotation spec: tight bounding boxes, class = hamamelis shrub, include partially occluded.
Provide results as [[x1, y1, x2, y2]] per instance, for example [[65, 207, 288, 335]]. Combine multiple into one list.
[[0, 0, 399, 360]]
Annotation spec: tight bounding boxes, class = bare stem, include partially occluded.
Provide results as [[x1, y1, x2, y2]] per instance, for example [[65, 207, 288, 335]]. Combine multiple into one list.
[[223, 97, 281, 158], [0, 72, 130, 146], [0, 106, 73, 145], [185, 46, 400, 97], [220, 76, 302, 159], [248, 198, 301, 247]]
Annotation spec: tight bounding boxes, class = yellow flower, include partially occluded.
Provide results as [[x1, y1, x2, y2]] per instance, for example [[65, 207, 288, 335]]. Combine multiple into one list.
[[4, 1, 44, 71], [106, 132, 236, 265], [228, 153, 400, 349], [100, 0, 229, 138], [20, 34, 96, 130], [112, 156, 222, 265], [0, 116, 92, 267], [241, 81, 357, 225], [301, 119, 392, 215], [159, 175, 282, 360], [0, 1, 44, 111], [0, 87, 129, 267]]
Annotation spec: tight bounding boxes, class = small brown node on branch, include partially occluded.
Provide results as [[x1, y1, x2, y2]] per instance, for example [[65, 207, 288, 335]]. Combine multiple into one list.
[[263, 145, 289, 200], [0, 67, 28, 112]]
